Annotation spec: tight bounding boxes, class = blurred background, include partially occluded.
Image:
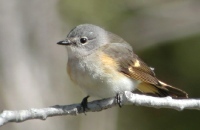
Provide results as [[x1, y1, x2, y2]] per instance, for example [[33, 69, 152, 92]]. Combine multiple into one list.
[[1, 0, 200, 130]]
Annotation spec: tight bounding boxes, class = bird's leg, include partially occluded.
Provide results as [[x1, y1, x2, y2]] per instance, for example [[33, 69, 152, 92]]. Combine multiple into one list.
[[81, 95, 90, 114], [116, 93, 122, 107]]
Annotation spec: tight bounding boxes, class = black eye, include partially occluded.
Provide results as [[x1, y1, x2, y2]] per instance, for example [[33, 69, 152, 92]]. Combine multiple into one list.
[[80, 37, 88, 44]]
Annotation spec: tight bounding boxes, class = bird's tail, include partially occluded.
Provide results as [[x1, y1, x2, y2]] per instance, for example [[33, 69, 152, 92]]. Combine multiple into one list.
[[137, 80, 188, 98]]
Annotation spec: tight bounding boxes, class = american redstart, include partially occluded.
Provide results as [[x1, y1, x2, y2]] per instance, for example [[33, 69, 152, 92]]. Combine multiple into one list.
[[57, 24, 188, 110]]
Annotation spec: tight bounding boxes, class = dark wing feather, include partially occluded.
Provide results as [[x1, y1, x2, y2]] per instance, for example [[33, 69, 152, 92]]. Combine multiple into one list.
[[101, 42, 159, 85], [100, 42, 188, 98]]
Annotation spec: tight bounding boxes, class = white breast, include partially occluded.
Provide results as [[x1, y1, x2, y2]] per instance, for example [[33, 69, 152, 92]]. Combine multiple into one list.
[[67, 53, 138, 98]]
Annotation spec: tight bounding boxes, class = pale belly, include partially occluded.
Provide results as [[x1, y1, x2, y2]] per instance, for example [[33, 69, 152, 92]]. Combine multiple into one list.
[[67, 56, 139, 98]]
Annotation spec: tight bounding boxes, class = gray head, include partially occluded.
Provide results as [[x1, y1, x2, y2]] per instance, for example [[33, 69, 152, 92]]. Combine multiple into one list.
[[57, 24, 127, 58], [57, 24, 110, 57]]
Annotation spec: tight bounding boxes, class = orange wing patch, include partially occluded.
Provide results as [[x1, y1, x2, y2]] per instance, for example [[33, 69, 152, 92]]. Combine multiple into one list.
[[137, 82, 159, 94], [133, 60, 140, 67], [99, 53, 119, 70], [99, 53, 126, 79], [124, 59, 159, 85]]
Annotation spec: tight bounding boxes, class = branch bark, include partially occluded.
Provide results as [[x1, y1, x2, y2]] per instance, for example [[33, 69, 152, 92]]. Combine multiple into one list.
[[0, 91, 199, 127]]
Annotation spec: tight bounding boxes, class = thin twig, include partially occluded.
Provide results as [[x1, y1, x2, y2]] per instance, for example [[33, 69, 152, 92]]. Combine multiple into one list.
[[0, 91, 200, 127]]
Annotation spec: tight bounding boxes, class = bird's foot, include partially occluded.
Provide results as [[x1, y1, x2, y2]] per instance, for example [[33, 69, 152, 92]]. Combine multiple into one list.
[[81, 96, 90, 115], [116, 93, 123, 108]]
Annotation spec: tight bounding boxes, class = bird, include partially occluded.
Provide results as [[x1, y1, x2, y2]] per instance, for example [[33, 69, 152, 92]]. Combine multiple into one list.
[[57, 24, 188, 111]]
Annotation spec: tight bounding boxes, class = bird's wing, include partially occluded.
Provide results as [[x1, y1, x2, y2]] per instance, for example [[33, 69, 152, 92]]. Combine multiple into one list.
[[100, 42, 188, 98], [100, 42, 159, 85]]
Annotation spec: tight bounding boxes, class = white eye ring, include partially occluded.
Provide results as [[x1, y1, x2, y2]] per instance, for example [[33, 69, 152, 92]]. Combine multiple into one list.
[[80, 37, 88, 44]]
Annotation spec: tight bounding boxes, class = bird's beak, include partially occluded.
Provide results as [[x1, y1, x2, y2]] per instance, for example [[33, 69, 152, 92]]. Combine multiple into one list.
[[57, 39, 72, 46]]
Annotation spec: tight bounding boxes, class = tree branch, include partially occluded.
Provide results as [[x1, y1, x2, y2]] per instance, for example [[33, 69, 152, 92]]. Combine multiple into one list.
[[0, 91, 200, 126]]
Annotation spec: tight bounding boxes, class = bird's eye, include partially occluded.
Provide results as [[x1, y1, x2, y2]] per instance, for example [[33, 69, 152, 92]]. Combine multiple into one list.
[[80, 37, 88, 44]]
